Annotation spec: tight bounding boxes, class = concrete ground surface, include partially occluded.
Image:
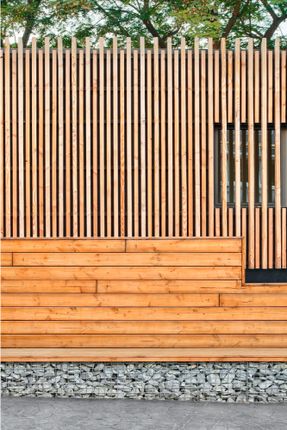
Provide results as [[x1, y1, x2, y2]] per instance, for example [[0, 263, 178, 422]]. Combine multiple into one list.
[[1, 397, 287, 430]]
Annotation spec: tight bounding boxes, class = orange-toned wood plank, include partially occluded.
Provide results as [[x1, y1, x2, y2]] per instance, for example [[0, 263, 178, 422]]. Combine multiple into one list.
[[1, 280, 97, 293], [3, 306, 287, 321], [1, 239, 126, 252], [4, 334, 287, 349], [99, 280, 287, 294], [221, 294, 287, 307], [1, 266, 242, 280], [1, 293, 219, 308], [4, 320, 287, 335], [1, 253, 12, 266], [3, 348, 287, 362], [201, 49, 207, 236], [13, 252, 242, 267], [126, 238, 242, 253]]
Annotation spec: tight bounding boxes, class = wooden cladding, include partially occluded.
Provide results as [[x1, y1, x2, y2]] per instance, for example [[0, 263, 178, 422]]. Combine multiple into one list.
[[2, 238, 287, 362], [0, 37, 287, 270]]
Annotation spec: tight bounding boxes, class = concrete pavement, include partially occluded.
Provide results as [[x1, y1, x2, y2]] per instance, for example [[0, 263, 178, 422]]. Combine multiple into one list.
[[2, 397, 287, 430]]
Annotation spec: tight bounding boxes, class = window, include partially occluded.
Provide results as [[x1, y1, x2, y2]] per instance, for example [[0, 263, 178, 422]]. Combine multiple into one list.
[[215, 127, 287, 207]]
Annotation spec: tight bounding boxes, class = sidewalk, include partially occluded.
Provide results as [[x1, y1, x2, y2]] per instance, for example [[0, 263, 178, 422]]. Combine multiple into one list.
[[2, 397, 287, 430]]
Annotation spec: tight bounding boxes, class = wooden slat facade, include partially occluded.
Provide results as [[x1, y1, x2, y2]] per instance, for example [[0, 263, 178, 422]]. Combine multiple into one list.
[[1, 238, 287, 362], [1, 38, 287, 270]]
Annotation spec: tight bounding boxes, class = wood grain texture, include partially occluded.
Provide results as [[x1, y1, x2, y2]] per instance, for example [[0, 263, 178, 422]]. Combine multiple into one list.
[[3, 348, 287, 362]]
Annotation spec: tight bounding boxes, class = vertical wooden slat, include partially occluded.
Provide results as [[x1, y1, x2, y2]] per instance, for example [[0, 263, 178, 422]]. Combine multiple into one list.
[[234, 39, 241, 238], [248, 39, 255, 269], [112, 37, 118, 237], [214, 50, 220, 123], [44, 38, 50, 237], [194, 38, 200, 237], [12, 49, 17, 237], [241, 50, 246, 123], [268, 50, 273, 123], [106, 48, 112, 237], [228, 207, 234, 236], [208, 38, 214, 237], [85, 38, 91, 237], [147, 48, 152, 237], [99, 38, 105, 237], [65, 48, 71, 237], [254, 50, 260, 123], [71, 37, 78, 237], [221, 38, 227, 237], [38, 49, 44, 237], [255, 207, 261, 269], [154, 38, 160, 237], [126, 38, 132, 237], [140, 37, 146, 237], [51, 48, 57, 236], [261, 38, 268, 268], [161, 49, 166, 236], [181, 38, 187, 237], [187, 49, 193, 236], [92, 49, 98, 236], [25, 47, 31, 237], [18, 39, 24, 237], [215, 208, 221, 237], [79, 48, 85, 237], [201, 49, 207, 236], [31, 38, 38, 237], [0, 48, 3, 237], [133, 48, 139, 237], [281, 50, 286, 123], [120, 48, 125, 237], [274, 38, 281, 268], [5, 39, 11, 237], [268, 207, 274, 268], [167, 38, 173, 237], [57, 38, 64, 237], [174, 48, 180, 236], [241, 207, 247, 265], [227, 50, 233, 123], [282, 208, 287, 268]]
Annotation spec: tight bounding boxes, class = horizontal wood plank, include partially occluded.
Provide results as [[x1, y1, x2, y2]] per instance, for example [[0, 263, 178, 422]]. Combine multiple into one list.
[[1, 266, 242, 280], [0, 253, 12, 266], [126, 238, 242, 253], [2, 348, 287, 362], [4, 334, 287, 348], [1, 280, 97, 293], [1, 293, 219, 307], [1, 239, 126, 253], [97, 279, 241, 293], [13, 252, 242, 267], [3, 306, 287, 321], [3, 320, 287, 335], [221, 294, 287, 307]]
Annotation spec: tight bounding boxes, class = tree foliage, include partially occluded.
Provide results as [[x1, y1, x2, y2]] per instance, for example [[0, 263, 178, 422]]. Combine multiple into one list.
[[2, 0, 287, 47]]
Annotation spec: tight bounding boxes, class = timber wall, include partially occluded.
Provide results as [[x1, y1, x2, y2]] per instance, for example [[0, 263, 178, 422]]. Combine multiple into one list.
[[1, 37, 287, 270], [1, 238, 287, 362]]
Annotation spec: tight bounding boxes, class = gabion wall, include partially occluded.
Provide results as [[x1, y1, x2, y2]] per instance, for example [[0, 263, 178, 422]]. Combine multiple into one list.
[[2, 362, 287, 403]]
